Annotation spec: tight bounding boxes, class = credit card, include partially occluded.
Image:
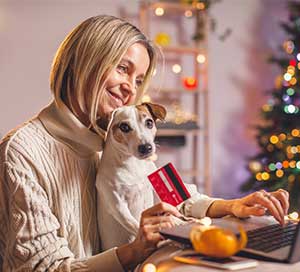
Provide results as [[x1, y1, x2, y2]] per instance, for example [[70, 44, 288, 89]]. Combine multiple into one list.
[[147, 163, 191, 206]]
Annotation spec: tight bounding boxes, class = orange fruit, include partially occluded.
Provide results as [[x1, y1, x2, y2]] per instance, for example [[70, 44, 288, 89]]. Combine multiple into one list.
[[190, 225, 247, 258]]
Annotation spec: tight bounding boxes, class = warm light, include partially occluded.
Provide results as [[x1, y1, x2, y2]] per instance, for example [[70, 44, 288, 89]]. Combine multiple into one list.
[[256, 172, 262, 181], [155, 32, 171, 46], [172, 64, 182, 73], [291, 146, 298, 154], [200, 216, 212, 226], [279, 133, 287, 141], [249, 161, 262, 172], [289, 77, 297, 85], [270, 135, 279, 144], [142, 95, 151, 103], [288, 212, 299, 220], [297, 53, 300, 61], [261, 172, 270, 180], [155, 7, 164, 16], [298, 63, 300, 70], [282, 160, 289, 168], [183, 76, 198, 89], [196, 2, 205, 9], [143, 263, 157, 272], [276, 169, 284, 178], [291, 129, 300, 137], [196, 54, 206, 63], [184, 10, 193, 17], [289, 161, 296, 168], [296, 161, 300, 169]]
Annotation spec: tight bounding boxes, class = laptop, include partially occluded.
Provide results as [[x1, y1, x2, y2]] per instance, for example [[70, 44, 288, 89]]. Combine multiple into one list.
[[159, 215, 300, 263]]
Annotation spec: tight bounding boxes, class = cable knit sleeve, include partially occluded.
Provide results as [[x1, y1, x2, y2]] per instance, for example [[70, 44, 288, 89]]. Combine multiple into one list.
[[0, 149, 124, 272], [177, 183, 220, 218]]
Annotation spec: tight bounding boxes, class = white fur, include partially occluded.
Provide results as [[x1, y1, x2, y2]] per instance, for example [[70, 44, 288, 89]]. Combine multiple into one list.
[[96, 105, 157, 250]]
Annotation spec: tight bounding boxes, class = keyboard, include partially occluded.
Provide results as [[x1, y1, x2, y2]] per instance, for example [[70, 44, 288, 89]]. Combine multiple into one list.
[[246, 221, 297, 252]]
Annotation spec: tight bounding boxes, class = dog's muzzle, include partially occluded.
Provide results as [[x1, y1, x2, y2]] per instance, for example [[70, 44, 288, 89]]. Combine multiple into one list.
[[138, 143, 153, 156]]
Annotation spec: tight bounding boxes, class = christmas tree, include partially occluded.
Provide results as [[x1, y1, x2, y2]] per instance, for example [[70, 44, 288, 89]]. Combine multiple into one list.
[[241, 1, 300, 213]]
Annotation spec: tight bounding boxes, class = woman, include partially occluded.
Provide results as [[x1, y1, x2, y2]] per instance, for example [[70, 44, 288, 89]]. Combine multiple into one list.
[[0, 15, 289, 271]]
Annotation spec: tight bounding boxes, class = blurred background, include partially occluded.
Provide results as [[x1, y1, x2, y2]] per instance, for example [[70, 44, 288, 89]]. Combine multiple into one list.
[[1, 0, 299, 210]]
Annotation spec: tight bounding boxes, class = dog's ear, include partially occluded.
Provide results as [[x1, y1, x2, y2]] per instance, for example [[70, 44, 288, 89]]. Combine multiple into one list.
[[141, 102, 167, 121]]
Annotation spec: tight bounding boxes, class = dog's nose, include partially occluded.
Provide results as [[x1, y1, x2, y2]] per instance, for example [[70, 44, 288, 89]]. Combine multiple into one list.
[[138, 143, 153, 155]]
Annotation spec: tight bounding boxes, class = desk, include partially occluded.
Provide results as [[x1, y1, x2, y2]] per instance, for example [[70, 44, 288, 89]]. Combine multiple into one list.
[[137, 242, 300, 272]]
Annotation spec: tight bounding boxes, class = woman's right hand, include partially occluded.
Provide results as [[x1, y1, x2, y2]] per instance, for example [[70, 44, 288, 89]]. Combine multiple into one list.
[[116, 202, 182, 270]]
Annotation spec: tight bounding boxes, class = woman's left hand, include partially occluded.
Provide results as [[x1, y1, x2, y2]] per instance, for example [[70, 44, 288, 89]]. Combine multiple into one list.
[[230, 189, 289, 225]]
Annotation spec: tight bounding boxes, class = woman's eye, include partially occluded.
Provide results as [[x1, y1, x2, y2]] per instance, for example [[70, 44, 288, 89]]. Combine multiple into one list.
[[117, 65, 128, 73], [145, 119, 153, 129], [135, 79, 143, 87], [119, 123, 131, 133]]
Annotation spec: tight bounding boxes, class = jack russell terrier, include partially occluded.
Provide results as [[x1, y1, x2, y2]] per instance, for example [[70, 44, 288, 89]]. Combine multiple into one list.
[[96, 102, 166, 250]]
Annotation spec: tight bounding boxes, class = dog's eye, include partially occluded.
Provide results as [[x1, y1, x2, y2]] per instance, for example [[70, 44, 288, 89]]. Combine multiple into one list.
[[145, 119, 153, 129], [119, 123, 132, 133]]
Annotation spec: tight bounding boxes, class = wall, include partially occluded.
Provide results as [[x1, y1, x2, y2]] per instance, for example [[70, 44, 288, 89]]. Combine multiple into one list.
[[0, 0, 288, 198]]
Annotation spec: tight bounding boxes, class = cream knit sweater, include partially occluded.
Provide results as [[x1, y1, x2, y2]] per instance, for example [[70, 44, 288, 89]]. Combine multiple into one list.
[[0, 100, 216, 272]]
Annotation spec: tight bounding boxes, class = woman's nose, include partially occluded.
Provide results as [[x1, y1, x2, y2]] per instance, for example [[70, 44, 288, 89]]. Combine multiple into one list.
[[121, 77, 137, 96]]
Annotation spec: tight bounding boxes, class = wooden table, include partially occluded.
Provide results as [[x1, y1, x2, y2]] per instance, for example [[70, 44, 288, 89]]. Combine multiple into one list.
[[137, 241, 300, 272], [136, 215, 300, 272]]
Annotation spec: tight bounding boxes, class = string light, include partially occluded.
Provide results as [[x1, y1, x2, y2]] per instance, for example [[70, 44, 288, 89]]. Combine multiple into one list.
[[270, 135, 279, 144], [256, 172, 262, 181], [196, 54, 206, 63], [143, 263, 157, 272], [291, 129, 300, 137], [172, 64, 182, 74], [261, 172, 270, 180], [279, 133, 287, 141], [283, 73, 292, 81], [289, 77, 297, 85], [184, 10, 193, 17], [282, 160, 289, 168], [276, 169, 284, 178], [296, 161, 300, 169], [196, 2, 205, 10], [287, 88, 295, 96], [155, 7, 164, 16], [289, 59, 297, 66], [297, 53, 300, 61], [268, 163, 276, 171]]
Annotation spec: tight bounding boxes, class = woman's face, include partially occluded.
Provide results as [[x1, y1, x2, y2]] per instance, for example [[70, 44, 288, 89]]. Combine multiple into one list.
[[98, 42, 150, 118]]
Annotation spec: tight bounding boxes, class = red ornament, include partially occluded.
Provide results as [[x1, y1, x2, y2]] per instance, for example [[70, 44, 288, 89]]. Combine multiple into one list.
[[183, 77, 197, 90], [290, 59, 297, 66]]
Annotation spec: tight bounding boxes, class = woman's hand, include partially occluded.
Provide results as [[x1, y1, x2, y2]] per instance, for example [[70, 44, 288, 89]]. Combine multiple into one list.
[[207, 189, 289, 225], [116, 202, 181, 270], [230, 189, 289, 224]]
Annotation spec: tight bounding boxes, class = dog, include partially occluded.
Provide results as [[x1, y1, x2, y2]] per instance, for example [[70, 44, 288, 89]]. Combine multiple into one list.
[[96, 102, 166, 250]]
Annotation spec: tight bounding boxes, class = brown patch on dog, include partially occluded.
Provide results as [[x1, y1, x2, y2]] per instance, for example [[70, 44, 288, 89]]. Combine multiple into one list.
[[136, 104, 153, 122], [140, 103, 166, 121]]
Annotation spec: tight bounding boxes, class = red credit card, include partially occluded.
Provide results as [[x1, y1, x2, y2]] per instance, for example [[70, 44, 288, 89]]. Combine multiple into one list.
[[147, 163, 191, 206]]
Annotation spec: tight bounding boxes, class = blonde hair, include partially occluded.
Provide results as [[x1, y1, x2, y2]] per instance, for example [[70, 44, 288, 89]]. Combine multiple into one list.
[[50, 15, 157, 135]]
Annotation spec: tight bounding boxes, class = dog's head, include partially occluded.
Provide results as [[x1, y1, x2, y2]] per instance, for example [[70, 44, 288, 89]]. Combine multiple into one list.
[[106, 102, 166, 159]]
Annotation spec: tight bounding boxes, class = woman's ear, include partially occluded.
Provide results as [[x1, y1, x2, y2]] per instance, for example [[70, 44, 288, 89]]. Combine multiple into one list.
[[141, 102, 167, 121]]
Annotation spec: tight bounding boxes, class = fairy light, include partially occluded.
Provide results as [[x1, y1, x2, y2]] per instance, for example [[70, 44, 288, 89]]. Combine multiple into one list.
[[249, 161, 262, 172], [296, 161, 300, 169], [275, 162, 283, 169], [196, 2, 205, 9], [256, 172, 262, 181], [287, 88, 295, 95], [185, 10, 193, 17], [172, 64, 182, 74], [196, 54, 206, 63], [261, 172, 270, 180], [142, 94, 151, 103], [297, 53, 300, 61], [279, 133, 287, 141], [283, 160, 289, 168], [283, 73, 292, 81], [270, 135, 279, 144], [291, 129, 300, 137], [289, 77, 297, 85], [276, 169, 284, 178], [290, 59, 297, 66], [291, 146, 298, 154], [155, 7, 164, 16], [298, 63, 300, 70], [143, 263, 157, 272], [268, 163, 276, 171], [289, 160, 296, 168]]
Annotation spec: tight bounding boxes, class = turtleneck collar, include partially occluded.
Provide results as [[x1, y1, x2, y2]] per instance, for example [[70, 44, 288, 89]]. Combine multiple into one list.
[[38, 99, 105, 156]]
